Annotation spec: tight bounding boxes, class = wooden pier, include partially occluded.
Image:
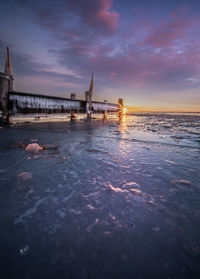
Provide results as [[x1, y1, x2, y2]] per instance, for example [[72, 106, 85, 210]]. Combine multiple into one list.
[[0, 48, 124, 123]]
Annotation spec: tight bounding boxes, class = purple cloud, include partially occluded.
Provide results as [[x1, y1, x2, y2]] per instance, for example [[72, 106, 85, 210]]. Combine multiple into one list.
[[1, 0, 200, 106], [145, 8, 198, 47]]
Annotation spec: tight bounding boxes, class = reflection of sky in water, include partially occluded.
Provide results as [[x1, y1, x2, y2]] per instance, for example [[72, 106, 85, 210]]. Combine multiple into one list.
[[0, 113, 200, 278]]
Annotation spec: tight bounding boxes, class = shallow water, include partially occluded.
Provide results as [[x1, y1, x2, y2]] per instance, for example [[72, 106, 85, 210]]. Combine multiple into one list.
[[0, 113, 200, 279]]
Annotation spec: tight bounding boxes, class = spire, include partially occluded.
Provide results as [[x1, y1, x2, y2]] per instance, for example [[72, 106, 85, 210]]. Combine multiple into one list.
[[89, 72, 93, 92], [4, 47, 13, 77]]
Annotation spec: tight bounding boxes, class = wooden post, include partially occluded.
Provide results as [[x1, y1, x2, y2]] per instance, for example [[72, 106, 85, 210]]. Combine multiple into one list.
[[86, 102, 92, 119]]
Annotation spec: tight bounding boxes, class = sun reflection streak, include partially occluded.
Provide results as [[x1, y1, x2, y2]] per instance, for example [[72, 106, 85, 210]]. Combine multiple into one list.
[[119, 114, 128, 145]]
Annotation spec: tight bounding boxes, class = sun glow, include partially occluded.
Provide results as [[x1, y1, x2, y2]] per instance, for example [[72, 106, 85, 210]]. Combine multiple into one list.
[[123, 107, 127, 114]]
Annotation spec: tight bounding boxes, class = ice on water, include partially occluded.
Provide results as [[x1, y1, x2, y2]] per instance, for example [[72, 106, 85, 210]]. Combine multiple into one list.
[[0, 113, 200, 278]]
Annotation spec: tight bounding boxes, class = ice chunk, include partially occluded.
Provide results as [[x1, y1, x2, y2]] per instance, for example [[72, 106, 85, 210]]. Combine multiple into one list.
[[171, 179, 192, 186], [152, 227, 160, 232], [86, 204, 95, 210], [68, 208, 82, 215], [57, 208, 66, 218], [15, 197, 47, 224], [122, 181, 140, 188], [108, 184, 128, 193], [129, 188, 142, 195], [19, 245, 29, 256], [25, 143, 43, 153], [108, 183, 142, 196], [165, 160, 176, 165], [104, 231, 111, 235], [17, 172, 32, 181]]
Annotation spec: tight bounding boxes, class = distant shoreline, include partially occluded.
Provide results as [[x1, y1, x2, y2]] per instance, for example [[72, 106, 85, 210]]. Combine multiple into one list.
[[128, 111, 200, 115]]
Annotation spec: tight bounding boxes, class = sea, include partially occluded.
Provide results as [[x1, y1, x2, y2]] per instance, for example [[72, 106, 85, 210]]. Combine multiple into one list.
[[0, 113, 200, 279]]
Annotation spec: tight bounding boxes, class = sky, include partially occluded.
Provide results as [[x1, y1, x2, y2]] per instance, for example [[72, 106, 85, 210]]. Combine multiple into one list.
[[0, 0, 200, 111]]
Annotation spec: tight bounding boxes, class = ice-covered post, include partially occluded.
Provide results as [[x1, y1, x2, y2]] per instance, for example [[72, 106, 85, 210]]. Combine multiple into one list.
[[70, 93, 76, 120], [85, 73, 93, 119]]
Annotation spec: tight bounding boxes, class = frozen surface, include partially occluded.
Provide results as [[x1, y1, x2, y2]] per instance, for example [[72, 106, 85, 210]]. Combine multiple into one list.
[[0, 113, 200, 279]]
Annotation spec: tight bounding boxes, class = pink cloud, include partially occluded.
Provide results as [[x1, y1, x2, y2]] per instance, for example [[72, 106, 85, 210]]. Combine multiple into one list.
[[22, 0, 119, 35], [92, 0, 119, 31], [65, 0, 119, 33], [145, 10, 198, 47], [67, 0, 119, 33], [84, 36, 200, 90]]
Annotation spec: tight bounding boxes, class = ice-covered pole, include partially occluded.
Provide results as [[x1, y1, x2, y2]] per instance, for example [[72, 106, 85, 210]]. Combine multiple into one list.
[[86, 73, 94, 118]]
